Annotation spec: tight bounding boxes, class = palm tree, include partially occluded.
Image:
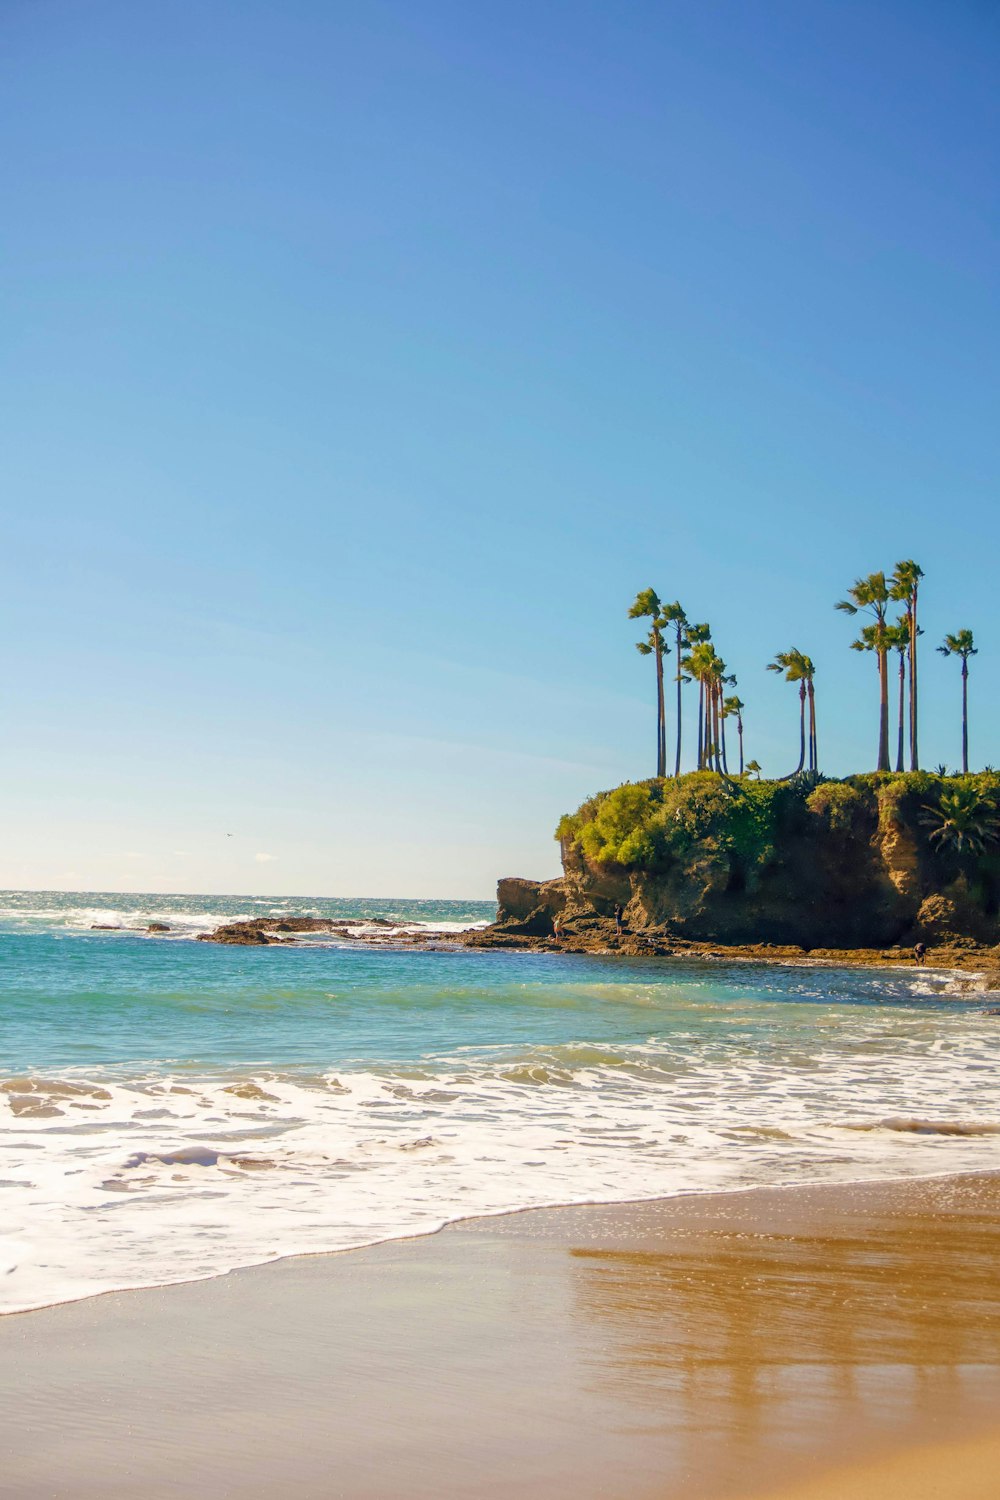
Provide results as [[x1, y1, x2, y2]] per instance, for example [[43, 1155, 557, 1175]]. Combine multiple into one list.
[[660, 601, 688, 776], [767, 649, 816, 773], [706, 652, 731, 773], [805, 657, 818, 773], [836, 573, 891, 771], [629, 589, 669, 778], [938, 629, 977, 774], [683, 639, 715, 770], [887, 618, 910, 774], [921, 784, 998, 855], [723, 694, 746, 776], [745, 759, 762, 780], [890, 560, 924, 770], [681, 624, 712, 769]]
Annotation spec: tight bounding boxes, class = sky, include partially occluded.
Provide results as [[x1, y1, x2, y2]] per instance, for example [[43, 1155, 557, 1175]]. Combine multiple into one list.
[[2, 0, 998, 898]]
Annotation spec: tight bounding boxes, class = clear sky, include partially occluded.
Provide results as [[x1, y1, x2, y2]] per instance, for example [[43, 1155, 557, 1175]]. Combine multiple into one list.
[[2, 0, 998, 897]]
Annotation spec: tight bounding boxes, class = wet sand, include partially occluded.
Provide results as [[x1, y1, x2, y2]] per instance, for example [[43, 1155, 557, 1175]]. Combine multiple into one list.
[[2, 1173, 1000, 1499]]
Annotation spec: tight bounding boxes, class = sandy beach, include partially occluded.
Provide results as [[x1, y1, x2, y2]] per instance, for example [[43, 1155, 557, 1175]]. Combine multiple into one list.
[[3, 1171, 999, 1499]]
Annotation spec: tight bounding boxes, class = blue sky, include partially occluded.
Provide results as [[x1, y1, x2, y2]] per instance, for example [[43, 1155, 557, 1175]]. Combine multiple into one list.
[[2, 0, 998, 896]]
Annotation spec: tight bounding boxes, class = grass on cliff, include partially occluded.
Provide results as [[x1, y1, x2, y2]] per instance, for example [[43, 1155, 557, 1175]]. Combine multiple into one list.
[[555, 770, 1000, 873]]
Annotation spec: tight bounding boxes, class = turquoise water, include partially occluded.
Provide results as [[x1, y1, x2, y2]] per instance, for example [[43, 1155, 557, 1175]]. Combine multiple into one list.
[[2, 890, 999, 1314]]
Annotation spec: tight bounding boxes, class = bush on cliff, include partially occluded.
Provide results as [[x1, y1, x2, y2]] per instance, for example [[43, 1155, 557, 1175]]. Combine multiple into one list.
[[560, 781, 663, 866], [557, 773, 796, 873], [558, 771, 1000, 877], [806, 781, 869, 835]]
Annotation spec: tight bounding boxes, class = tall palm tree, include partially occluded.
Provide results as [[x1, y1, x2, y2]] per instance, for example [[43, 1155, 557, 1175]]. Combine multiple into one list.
[[887, 618, 910, 774], [682, 639, 716, 770], [629, 589, 669, 778], [938, 629, 977, 774], [723, 694, 746, 776], [706, 652, 730, 773], [836, 573, 892, 771], [681, 624, 712, 769], [660, 601, 688, 776], [890, 560, 924, 770], [805, 656, 817, 772], [767, 649, 815, 773]]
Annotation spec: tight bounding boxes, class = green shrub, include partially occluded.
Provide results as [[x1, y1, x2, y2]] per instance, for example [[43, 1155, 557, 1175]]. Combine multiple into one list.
[[573, 782, 663, 866], [806, 781, 867, 834], [556, 773, 792, 872]]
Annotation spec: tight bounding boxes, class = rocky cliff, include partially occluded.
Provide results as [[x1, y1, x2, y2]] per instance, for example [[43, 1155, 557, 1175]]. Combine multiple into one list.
[[494, 772, 1000, 951]]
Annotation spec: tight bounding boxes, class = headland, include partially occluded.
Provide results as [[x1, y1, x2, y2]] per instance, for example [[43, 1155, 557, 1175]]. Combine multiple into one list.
[[462, 771, 1000, 977]]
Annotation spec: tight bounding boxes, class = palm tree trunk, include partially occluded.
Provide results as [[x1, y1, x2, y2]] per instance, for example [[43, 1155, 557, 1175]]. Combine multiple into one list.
[[697, 680, 704, 770], [654, 631, 665, 778], [807, 680, 817, 773], [713, 684, 723, 773], [877, 649, 890, 771], [720, 696, 730, 775], [895, 654, 906, 773], [910, 588, 919, 770], [737, 718, 744, 777], [796, 682, 806, 773], [962, 659, 969, 774], [674, 625, 684, 775]]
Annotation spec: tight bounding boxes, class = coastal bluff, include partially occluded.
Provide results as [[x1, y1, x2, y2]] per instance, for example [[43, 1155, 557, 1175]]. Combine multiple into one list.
[[484, 772, 1000, 956]]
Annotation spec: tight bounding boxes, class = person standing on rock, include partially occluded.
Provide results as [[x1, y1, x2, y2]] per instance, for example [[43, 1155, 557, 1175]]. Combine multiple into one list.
[[613, 903, 624, 936], [552, 915, 562, 944]]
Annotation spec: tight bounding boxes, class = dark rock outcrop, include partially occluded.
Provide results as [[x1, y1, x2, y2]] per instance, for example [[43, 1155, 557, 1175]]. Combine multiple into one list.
[[197, 922, 286, 945], [494, 876, 566, 936], [197, 915, 399, 946]]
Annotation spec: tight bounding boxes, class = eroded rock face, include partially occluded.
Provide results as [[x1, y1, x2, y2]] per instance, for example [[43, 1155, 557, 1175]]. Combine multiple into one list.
[[880, 817, 922, 902], [495, 876, 567, 936], [508, 780, 1000, 950]]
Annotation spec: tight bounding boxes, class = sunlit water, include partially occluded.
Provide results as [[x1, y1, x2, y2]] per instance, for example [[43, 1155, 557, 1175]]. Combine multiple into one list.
[[2, 890, 999, 1314]]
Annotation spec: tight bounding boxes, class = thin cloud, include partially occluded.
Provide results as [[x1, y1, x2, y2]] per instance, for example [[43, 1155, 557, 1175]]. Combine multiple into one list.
[[254, 852, 277, 863]]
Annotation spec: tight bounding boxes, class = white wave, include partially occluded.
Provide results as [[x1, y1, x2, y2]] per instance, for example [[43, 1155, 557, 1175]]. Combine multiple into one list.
[[0, 903, 491, 942], [3, 1018, 1000, 1315]]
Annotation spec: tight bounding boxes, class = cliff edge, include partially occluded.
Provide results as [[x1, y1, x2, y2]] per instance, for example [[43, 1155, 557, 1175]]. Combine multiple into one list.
[[491, 771, 1000, 952]]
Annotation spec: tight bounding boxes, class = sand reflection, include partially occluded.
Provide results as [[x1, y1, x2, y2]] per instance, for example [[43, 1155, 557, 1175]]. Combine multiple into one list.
[[566, 1176, 1000, 1494]]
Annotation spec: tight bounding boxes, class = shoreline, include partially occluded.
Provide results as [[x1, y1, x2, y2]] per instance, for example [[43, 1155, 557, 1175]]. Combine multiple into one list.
[[460, 924, 1000, 976], [4, 1161, 997, 1321], [4, 1171, 1000, 1498], [188, 914, 1000, 986]]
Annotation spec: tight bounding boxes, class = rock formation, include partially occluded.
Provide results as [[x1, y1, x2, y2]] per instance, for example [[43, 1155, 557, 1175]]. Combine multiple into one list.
[[489, 772, 1000, 953]]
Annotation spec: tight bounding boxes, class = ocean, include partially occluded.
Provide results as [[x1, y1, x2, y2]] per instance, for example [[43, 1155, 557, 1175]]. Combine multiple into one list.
[[2, 889, 999, 1315]]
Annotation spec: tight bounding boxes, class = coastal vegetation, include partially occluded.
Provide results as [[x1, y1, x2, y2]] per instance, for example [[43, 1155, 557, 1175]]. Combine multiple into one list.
[[542, 572, 991, 949], [630, 559, 977, 782], [505, 565, 992, 953], [766, 650, 817, 774], [938, 629, 977, 775], [551, 769, 1000, 948], [557, 771, 1000, 873]]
